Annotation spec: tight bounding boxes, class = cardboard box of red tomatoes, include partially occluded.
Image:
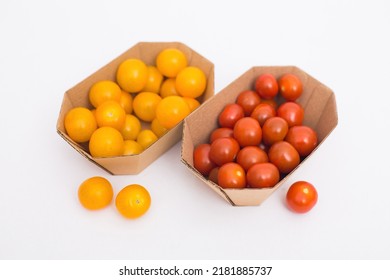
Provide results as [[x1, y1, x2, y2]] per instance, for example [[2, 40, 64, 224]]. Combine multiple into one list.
[[181, 66, 338, 206], [57, 42, 214, 175]]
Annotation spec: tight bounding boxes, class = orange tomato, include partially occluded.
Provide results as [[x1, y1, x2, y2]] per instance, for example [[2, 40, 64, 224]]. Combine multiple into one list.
[[89, 127, 124, 157], [137, 129, 158, 149], [115, 184, 151, 219], [123, 140, 144, 155], [155, 96, 190, 129], [156, 48, 187, 78], [175, 66, 207, 98], [151, 118, 168, 138], [119, 90, 133, 114], [89, 80, 122, 108], [95, 101, 126, 131], [64, 107, 97, 143], [132, 92, 162, 122], [121, 114, 141, 141], [182, 97, 201, 112], [159, 78, 179, 98], [78, 176, 113, 210], [142, 66, 163, 93], [116, 59, 148, 93]]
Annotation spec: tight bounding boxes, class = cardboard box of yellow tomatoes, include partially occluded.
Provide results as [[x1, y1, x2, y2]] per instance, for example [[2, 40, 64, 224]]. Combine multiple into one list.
[[181, 66, 338, 206], [57, 42, 214, 175]]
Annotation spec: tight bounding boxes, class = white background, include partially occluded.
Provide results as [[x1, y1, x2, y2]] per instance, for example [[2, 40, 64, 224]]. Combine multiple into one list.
[[1, 0, 389, 260]]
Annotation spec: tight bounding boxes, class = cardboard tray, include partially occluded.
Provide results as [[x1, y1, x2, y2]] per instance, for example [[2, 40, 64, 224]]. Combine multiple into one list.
[[181, 66, 338, 206], [57, 42, 214, 175]]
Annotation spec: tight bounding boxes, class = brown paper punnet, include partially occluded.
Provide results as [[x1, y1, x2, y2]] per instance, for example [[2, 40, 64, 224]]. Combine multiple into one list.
[[181, 66, 338, 206], [57, 42, 214, 175]]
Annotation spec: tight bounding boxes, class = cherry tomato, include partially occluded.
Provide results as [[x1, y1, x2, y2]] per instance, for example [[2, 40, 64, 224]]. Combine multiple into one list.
[[236, 146, 269, 171], [285, 125, 318, 157], [262, 117, 289, 146], [209, 137, 240, 166], [250, 103, 276, 126], [218, 103, 245, 128], [233, 117, 262, 147], [286, 181, 318, 213], [255, 73, 279, 99], [209, 127, 234, 143], [247, 163, 280, 188], [218, 162, 246, 189], [261, 99, 278, 110], [208, 167, 219, 184], [278, 73, 303, 101], [236, 90, 262, 116], [268, 141, 300, 174], [193, 144, 216, 176], [277, 102, 304, 127]]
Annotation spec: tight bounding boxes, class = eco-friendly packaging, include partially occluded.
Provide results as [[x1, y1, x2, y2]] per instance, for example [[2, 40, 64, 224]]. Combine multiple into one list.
[[181, 66, 338, 206], [57, 42, 214, 175]]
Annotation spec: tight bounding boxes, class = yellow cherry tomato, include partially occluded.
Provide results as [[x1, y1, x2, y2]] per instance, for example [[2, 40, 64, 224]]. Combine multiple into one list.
[[132, 92, 162, 122], [89, 80, 122, 108], [159, 78, 179, 98], [175, 66, 207, 98], [116, 59, 148, 93], [137, 129, 158, 149], [95, 101, 126, 131], [89, 127, 124, 157], [65, 107, 97, 143], [156, 48, 187, 78], [182, 97, 201, 112], [115, 184, 151, 219], [119, 90, 133, 114], [151, 118, 169, 138], [123, 140, 144, 155], [121, 114, 142, 141], [156, 96, 191, 129], [78, 176, 113, 210], [142, 66, 164, 93]]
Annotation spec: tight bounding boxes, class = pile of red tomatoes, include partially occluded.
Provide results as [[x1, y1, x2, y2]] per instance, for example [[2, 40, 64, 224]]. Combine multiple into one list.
[[193, 73, 318, 190]]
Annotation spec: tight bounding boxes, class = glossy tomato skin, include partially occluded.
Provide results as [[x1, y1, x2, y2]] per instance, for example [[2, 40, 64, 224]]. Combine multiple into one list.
[[218, 103, 245, 128], [218, 162, 246, 189], [262, 117, 289, 146], [236, 146, 269, 171], [209, 127, 234, 143], [250, 103, 276, 126], [208, 167, 219, 184], [286, 181, 318, 213], [209, 137, 240, 166], [277, 102, 304, 127], [233, 117, 262, 147], [268, 141, 300, 174], [193, 144, 216, 176], [285, 125, 318, 157], [247, 163, 280, 188], [255, 73, 279, 99], [278, 73, 303, 101], [236, 90, 262, 116]]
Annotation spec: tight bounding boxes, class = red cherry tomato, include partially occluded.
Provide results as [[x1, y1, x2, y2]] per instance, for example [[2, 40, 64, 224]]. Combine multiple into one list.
[[218, 162, 246, 189], [236, 90, 262, 116], [208, 167, 219, 184], [262, 117, 289, 146], [233, 117, 262, 147], [247, 163, 280, 188], [236, 146, 268, 171], [209, 127, 234, 143], [250, 103, 276, 126], [218, 103, 245, 128], [193, 144, 216, 176], [261, 99, 278, 110], [209, 137, 240, 166], [285, 125, 318, 157], [286, 181, 318, 213], [277, 101, 304, 127], [278, 73, 303, 101], [255, 73, 279, 99], [268, 141, 300, 174]]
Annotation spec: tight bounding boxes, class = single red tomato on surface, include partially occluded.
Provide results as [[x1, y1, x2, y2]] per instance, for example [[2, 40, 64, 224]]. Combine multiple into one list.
[[285, 125, 318, 157], [247, 163, 280, 188], [236, 146, 269, 171], [193, 144, 216, 176], [250, 103, 276, 126], [233, 117, 262, 147], [209, 127, 234, 143], [277, 101, 304, 127], [268, 141, 300, 174], [286, 181, 318, 213], [278, 73, 303, 101], [262, 116, 289, 146], [236, 90, 262, 116], [255, 73, 279, 99], [218, 103, 245, 128], [209, 137, 240, 166], [218, 162, 246, 189]]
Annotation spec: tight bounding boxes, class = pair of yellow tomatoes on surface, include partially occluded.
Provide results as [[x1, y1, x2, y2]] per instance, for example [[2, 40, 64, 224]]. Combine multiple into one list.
[[64, 48, 207, 158], [78, 176, 151, 219]]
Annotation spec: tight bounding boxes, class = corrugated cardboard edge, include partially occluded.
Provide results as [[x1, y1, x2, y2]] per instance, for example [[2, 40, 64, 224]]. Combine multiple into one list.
[[57, 42, 215, 175], [181, 66, 338, 206]]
